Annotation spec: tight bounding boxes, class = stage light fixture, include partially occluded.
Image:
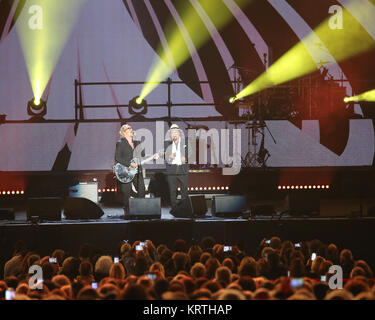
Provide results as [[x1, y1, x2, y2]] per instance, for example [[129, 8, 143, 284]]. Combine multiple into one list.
[[229, 96, 237, 104], [235, 1, 375, 101], [344, 89, 375, 103], [27, 98, 47, 119], [129, 96, 148, 115]]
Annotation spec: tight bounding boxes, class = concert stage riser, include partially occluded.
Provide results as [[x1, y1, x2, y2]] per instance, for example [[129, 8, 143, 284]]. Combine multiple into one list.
[[1, 218, 375, 275]]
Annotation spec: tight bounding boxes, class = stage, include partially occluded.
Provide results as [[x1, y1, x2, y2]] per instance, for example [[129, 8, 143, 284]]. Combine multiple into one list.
[[1, 200, 375, 276]]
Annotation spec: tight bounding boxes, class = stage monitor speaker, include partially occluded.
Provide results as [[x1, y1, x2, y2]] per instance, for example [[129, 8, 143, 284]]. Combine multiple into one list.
[[285, 191, 320, 216], [27, 197, 62, 221], [170, 197, 193, 218], [0, 208, 15, 220], [211, 195, 246, 217], [64, 197, 104, 220], [129, 197, 161, 219], [190, 195, 207, 217]]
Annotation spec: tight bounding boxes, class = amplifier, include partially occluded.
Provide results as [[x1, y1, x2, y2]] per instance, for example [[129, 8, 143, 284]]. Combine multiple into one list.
[[69, 182, 98, 203]]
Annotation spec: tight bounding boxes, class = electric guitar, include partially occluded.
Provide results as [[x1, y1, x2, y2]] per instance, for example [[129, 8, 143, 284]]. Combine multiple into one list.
[[113, 150, 163, 183]]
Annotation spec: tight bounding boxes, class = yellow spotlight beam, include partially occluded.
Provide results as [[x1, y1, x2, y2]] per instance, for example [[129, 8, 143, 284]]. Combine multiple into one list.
[[345, 89, 375, 102], [235, 0, 375, 101], [15, 0, 86, 103], [139, 0, 251, 101]]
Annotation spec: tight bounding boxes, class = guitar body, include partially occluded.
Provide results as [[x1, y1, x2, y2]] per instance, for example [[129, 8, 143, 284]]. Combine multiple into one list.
[[113, 160, 138, 184], [113, 151, 163, 184]]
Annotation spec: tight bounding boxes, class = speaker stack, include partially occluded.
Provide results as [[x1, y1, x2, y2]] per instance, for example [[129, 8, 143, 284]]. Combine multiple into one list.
[[129, 197, 161, 219], [63, 197, 104, 220], [170, 195, 207, 218], [27, 197, 63, 221]]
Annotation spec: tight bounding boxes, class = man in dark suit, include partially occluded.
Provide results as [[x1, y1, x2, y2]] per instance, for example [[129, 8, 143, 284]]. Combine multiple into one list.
[[164, 124, 190, 213], [115, 124, 145, 218]]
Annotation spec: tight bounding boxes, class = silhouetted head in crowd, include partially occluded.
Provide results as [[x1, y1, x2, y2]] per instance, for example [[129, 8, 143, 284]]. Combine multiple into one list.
[[181, 277, 196, 296], [237, 276, 256, 292], [215, 266, 232, 287], [340, 249, 354, 265], [134, 255, 149, 277], [313, 282, 329, 300], [354, 260, 373, 279], [239, 261, 257, 278], [218, 288, 245, 300], [201, 236, 215, 251], [160, 248, 173, 265], [319, 260, 333, 277], [109, 262, 126, 280], [326, 244, 339, 263], [26, 253, 40, 271], [222, 258, 235, 273], [190, 262, 206, 278], [257, 258, 271, 277], [79, 261, 93, 278], [51, 249, 65, 266], [52, 274, 70, 288], [5, 275, 19, 290], [201, 279, 222, 294], [173, 239, 187, 253], [172, 252, 189, 273], [77, 286, 98, 300], [350, 266, 367, 278], [345, 278, 370, 297], [188, 245, 203, 265], [42, 262, 56, 281], [94, 256, 113, 281], [60, 257, 80, 281], [289, 258, 306, 278], [121, 284, 148, 300], [120, 242, 131, 257], [190, 288, 212, 300], [325, 289, 354, 300], [153, 279, 170, 298], [200, 252, 212, 265], [205, 258, 221, 279], [311, 256, 325, 276], [149, 262, 165, 278], [79, 243, 94, 261], [270, 237, 281, 250]]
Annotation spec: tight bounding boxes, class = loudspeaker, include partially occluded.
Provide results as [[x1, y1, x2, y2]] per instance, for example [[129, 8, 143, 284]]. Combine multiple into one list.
[[190, 195, 207, 217], [27, 197, 62, 221], [64, 197, 104, 220], [211, 195, 246, 217], [171, 197, 193, 218], [285, 191, 320, 216], [0, 208, 15, 220], [129, 197, 161, 219]]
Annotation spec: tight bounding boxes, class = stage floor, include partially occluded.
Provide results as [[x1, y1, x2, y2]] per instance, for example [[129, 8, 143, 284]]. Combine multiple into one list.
[[0, 203, 367, 227], [1, 203, 375, 274]]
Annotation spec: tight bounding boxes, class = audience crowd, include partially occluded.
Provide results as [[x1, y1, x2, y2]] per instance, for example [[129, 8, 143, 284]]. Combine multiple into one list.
[[1, 236, 374, 300]]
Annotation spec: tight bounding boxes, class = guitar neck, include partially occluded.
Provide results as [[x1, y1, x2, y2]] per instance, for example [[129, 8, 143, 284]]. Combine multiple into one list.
[[139, 154, 156, 165]]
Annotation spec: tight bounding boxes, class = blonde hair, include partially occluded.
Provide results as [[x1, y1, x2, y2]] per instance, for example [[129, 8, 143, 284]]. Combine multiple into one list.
[[109, 262, 126, 280], [119, 124, 130, 138]]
